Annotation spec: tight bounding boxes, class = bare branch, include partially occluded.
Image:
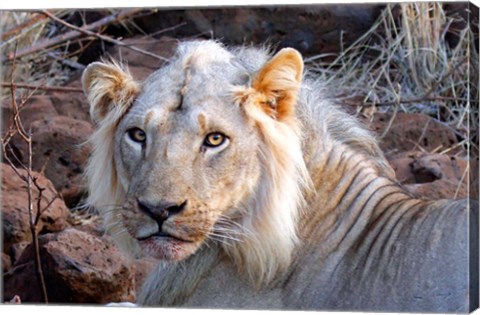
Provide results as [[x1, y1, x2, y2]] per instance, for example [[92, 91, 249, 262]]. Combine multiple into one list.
[[3, 48, 49, 303], [40, 10, 170, 62], [1, 82, 83, 93], [8, 9, 142, 60], [1, 14, 49, 41]]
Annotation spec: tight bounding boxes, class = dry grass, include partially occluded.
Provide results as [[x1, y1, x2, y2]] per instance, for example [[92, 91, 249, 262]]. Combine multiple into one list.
[[307, 3, 478, 158], [1, 11, 74, 95], [0, 10, 151, 102]]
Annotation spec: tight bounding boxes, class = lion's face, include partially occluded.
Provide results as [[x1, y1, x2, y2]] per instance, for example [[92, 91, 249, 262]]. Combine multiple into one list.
[[82, 41, 306, 265], [114, 70, 263, 260]]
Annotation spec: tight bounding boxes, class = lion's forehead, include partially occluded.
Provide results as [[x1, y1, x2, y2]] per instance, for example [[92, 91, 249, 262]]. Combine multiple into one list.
[[124, 94, 245, 140], [126, 49, 253, 132], [136, 42, 252, 112], [132, 70, 240, 124]]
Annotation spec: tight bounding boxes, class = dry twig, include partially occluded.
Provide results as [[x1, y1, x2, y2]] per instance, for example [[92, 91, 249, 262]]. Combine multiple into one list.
[[1, 82, 83, 93], [40, 10, 170, 62], [8, 9, 143, 60], [1, 50, 51, 303], [1, 13, 49, 41]]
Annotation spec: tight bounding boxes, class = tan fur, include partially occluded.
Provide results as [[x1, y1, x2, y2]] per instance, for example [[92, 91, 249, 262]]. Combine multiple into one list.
[[83, 41, 473, 311]]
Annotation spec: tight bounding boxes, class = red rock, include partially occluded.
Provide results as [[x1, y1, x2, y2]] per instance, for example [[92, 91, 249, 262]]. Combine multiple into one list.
[[68, 210, 105, 237], [411, 154, 468, 183], [1, 96, 59, 168], [365, 112, 460, 158], [3, 261, 41, 302], [50, 92, 90, 122], [404, 180, 469, 200], [11, 116, 93, 207], [1, 96, 58, 136], [4, 228, 135, 304], [2, 163, 70, 258], [388, 152, 470, 199], [10, 241, 30, 264], [388, 151, 422, 184]]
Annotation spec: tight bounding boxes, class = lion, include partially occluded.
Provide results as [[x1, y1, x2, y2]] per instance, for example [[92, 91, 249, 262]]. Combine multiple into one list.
[[81, 40, 478, 312]]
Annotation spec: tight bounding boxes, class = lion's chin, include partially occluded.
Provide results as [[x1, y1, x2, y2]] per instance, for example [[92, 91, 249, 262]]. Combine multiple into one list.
[[138, 235, 200, 261]]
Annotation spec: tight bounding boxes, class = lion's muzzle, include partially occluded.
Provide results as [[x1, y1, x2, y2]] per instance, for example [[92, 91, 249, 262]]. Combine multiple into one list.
[[136, 199, 188, 239], [130, 198, 202, 260]]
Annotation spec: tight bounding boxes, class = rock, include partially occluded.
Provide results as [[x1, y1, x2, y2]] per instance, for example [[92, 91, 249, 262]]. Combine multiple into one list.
[[68, 210, 105, 237], [1, 96, 58, 135], [1, 96, 59, 166], [406, 154, 469, 199], [365, 112, 460, 158], [3, 261, 41, 302], [388, 151, 421, 184], [411, 154, 468, 184], [2, 253, 11, 273], [404, 180, 469, 200], [10, 241, 30, 264], [4, 228, 135, 304], [2, 163, 70, 258], [11, 116, 93, 208], [50, 92, 90, 122], [389, 152, 470, 199]]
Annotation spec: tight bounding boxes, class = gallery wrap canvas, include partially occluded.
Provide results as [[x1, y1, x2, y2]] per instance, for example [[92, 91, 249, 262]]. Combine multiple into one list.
[[1, 2, 479, 313]]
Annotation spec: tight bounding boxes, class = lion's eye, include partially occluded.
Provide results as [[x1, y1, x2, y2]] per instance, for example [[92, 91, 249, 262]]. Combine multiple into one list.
[[204, 132, 226, 147], [127, 128, 146, 143]]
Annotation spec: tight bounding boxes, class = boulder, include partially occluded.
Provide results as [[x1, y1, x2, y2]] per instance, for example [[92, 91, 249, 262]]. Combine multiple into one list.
[[366, 112, 460, 158], [1, 95, 58, 136], [50, 92, 91, 122], [2, 163, 70, 258], [10, 241, 30, 264], [4, 228, 135, 304], [389, 152, 470, 199], [1, 96, 58, 168], [404, 180, 469, 200], [3, 261, 41, 302], [68, 210, 105, 237], [11, 116, 93, 207]]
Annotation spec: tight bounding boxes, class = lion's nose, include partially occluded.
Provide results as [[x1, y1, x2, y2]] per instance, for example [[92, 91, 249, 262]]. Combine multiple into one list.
[[137, 199, 187, 226]]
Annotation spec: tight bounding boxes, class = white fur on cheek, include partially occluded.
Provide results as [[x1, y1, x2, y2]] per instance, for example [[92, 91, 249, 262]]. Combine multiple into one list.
[[222, 96, 312, 287]]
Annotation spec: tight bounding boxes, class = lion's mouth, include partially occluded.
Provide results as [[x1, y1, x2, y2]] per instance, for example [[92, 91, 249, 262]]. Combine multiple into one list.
[[136, 229, 199, 261], [137, 231, 192, 243]]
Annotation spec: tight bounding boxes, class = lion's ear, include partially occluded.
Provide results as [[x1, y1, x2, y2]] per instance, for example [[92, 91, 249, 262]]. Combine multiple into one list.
[[250, 48, 303, 121], [82, 61, 139, 123]]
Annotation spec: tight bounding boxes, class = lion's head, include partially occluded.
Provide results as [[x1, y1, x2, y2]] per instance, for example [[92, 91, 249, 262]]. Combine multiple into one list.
[[82, 41, 311, 286]]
